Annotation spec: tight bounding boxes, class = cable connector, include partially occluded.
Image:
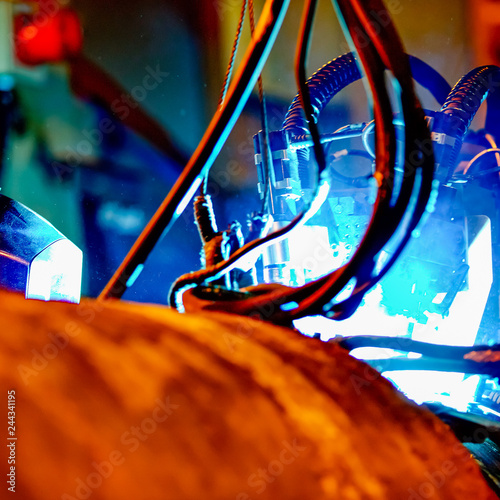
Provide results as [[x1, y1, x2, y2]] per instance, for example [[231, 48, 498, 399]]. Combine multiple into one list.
[[253, 129, 302, 208]]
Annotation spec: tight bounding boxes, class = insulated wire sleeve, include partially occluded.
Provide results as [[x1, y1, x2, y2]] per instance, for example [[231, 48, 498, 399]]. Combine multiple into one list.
[[438, 65, 500, 180], [271, 0, 433, 321], [168, 180, 330, 308], [172, 0, 433, 323], [283, 53, 450, 136]]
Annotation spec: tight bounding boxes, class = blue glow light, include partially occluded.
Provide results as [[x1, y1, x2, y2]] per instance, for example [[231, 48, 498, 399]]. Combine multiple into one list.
[[126, 264, 144, 288], [281, 301, 299, 311], [0, 75, 14, 91], [294, 217, 493, 411]]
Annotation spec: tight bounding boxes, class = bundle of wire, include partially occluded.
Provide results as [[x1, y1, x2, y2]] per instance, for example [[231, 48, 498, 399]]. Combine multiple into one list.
[[168, 0, 435, 326]]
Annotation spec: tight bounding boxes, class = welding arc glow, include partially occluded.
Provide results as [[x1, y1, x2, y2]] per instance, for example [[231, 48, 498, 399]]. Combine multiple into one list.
[[295, 218, 492, 412], [203, 180, 331, 282]]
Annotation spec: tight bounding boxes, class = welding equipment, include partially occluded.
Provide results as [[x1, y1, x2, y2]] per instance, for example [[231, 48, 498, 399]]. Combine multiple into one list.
[[4, 0, 500, 424]]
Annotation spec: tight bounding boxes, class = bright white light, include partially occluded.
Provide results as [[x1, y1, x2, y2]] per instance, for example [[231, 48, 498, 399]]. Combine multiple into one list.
[[293, 315, 337, 341], [412, 216, 492, 347], [27, 239, 83, 303], [384, 373, 480, 412], [350, 347, 415, 360], [294, 216, 493, 411], [478, 404, 500, 419], [286, 225, 343, 285]]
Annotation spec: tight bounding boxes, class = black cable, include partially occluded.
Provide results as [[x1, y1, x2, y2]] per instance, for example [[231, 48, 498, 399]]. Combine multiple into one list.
[[337, 335, 500, 359], [295, 0, 326, 176], [170, 0, 433, 323], [249, 0, 272, 214], [363, 357, 500, 379], [320, 0, 434, 320], [272, 0, 431, 321]]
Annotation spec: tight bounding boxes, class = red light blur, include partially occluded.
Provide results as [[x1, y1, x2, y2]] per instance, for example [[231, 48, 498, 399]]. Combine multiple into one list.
[[14, 8, 83, 66]]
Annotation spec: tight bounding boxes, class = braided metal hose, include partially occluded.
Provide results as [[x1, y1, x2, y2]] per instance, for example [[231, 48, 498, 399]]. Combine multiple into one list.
[[282, 52, 361, 135], [437, 65, 500, 180], [282, 52, 361, 187]]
